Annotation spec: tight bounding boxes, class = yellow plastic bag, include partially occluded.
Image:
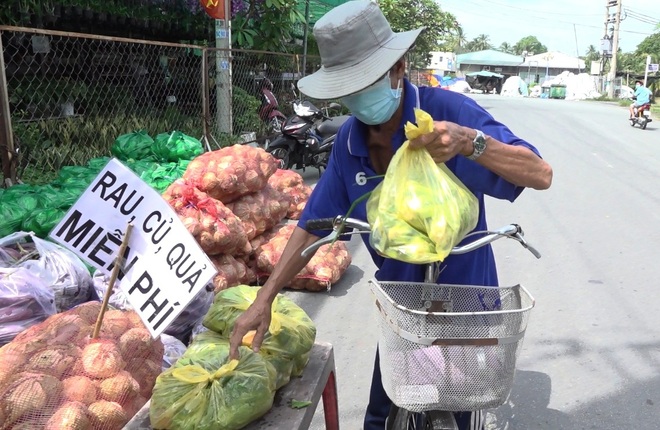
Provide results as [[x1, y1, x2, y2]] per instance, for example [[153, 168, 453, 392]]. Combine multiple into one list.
[[149, 338, 275, 430], [367, 109, 479, 264], [202, 285, 316, 378]]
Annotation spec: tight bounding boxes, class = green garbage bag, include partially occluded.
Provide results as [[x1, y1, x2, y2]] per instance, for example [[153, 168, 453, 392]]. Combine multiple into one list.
[[21, 207, 67, 238], [203, 285, 316, 375], [87, 156, 111, 172], [125, 159, 159, 177], [0, 186, 43, 237], [152, 131, 203, 162], [111, 130, 154, 161], [150, 338, 275, 430], [140, 161, 188, 193]]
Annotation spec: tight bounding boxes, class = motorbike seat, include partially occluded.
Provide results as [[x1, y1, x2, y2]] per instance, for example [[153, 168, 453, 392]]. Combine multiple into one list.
[[637, 103, 651, 112], [316, 115, 351, 137]]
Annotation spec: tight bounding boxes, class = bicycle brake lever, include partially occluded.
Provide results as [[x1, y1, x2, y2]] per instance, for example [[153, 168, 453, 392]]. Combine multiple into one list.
[[301, 231, 339, 259], [514, 231, 542, 259]]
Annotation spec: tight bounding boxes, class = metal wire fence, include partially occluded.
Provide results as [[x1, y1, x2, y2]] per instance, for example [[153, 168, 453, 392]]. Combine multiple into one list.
[[0, 25, 321, 184]]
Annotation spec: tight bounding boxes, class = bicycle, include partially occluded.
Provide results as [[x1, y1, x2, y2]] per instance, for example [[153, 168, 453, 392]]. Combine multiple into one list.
[[301, 216, 541, 430]]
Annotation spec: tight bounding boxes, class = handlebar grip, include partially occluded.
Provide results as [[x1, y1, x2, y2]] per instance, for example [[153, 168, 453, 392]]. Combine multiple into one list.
[[304, 218, 336, 232]]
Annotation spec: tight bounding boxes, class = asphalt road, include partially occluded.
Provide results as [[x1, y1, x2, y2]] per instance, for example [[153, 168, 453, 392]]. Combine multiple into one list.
[[285, 94, 660, 430]]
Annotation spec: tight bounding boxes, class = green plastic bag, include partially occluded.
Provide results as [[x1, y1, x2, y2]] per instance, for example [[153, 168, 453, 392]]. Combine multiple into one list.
[[195, 328, 293, 390], [203, 285, 316, 364], [152, 131, 204, 162], [111, 130, 154, 161], [140, 161, 188, 193], [150, 339, 275, 430], [21, 207, 67, 238], [367, 109, 479, 264], [87, 156, 111, 172], [125, 159, 159, 176]]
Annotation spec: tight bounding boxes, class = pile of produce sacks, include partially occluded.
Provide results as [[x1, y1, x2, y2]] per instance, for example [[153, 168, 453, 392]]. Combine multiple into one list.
[[150, 285, 316, 429], [0, 301, 163, 429], [267, 169, 313, 220]]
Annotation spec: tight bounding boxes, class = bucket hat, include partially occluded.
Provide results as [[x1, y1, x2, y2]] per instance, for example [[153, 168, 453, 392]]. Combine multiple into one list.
[[297, 0, 423, 100]]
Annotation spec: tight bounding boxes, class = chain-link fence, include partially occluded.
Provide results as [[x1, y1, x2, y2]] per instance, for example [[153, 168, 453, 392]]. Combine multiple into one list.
[[0, 25, 321, 184]]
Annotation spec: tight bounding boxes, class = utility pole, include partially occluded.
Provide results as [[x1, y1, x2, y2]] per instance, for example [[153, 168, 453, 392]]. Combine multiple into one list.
[[607, 0, 622, 98], [301, 0, 310, 78]]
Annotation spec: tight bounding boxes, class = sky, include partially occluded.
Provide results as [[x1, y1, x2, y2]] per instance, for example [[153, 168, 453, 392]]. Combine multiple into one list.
[[437, 0, 660, 55]]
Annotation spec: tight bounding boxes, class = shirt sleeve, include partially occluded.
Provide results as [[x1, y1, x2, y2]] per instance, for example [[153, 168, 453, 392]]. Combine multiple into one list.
[[451, 97, 541, 202], [297, 126, 352, 237]]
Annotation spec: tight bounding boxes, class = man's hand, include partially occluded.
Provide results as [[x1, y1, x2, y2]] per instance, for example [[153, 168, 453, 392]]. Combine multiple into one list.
[[408, 121, 474, 163], [229, 297, 272, 359]]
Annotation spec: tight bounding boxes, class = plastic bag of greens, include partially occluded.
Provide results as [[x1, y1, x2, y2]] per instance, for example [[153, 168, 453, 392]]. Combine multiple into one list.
[[87, 156, 111, 171], [150, 338, 275, 430], [195, 329, 294, 390], [366, 109, 479, 264], [140, 161, 188, 193], [21, 208, 67, 238], [0, 186, 44, 237], [152, 131, 204, 162], [203, 285, 316, 375], [111, 130, 154, 161]]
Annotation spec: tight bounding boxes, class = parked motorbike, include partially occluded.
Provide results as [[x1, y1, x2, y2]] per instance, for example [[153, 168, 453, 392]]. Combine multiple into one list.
[[266, 96, 350, 172], [257, 78, 286, 134], [630, 101, 652, 130]]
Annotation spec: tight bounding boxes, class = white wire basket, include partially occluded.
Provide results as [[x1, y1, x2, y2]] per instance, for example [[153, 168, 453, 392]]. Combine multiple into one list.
[[370, 280, 535, 413]]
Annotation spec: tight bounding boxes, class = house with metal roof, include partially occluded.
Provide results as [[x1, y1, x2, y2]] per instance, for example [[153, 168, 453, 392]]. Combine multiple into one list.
[[456, 50, 525, 77]]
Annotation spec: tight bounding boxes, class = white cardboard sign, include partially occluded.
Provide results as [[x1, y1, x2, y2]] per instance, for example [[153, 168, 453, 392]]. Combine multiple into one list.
[[49, 158, 216, 337]]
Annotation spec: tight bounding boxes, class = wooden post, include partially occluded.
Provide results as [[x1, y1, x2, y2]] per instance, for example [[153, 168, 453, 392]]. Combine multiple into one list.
[[0, 32, 16, 186], [92, 224, 134, 339]]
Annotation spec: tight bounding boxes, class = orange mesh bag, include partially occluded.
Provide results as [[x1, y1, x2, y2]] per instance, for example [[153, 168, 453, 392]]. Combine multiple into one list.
[[225, 184, 291, 239], [0, 302, 163, 430], [267, 169, 313, 219], [163, 180, 251, 256], [254, 225, 352, 291], [182, 144, 279, 203]]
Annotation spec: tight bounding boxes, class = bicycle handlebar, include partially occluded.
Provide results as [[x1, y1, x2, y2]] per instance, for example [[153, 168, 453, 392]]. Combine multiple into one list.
[[301, 216, 541, 259]]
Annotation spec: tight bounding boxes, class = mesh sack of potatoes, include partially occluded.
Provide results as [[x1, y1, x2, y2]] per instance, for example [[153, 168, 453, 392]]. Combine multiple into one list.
[[0, 301, 164, 430]]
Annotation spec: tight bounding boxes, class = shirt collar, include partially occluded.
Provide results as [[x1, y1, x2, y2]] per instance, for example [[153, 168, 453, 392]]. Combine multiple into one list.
[[347, 79, 420, 158]]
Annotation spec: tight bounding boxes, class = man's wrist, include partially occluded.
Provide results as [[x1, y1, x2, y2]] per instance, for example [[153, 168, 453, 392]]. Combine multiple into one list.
[[461, 127, 476, 157]]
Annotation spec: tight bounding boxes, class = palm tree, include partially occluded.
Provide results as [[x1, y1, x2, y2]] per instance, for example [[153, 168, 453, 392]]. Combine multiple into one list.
[[471, 34, 493, 51], [499, 42, 513, 54], [447, 24, 468, 53]]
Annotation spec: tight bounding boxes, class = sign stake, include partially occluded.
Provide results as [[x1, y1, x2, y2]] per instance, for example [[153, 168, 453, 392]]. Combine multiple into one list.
[[92, 223, 134, 339]]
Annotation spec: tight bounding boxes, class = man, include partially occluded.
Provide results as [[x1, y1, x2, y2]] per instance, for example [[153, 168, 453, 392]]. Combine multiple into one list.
[[229, 1, 553, 429], [630, 79, 652, 119]]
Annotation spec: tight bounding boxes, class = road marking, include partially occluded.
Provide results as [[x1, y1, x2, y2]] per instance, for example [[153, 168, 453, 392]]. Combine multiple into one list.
[[592, 152, 613, 168]]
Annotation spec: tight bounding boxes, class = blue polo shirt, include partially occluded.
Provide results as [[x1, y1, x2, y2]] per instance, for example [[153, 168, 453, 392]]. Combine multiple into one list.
[[298, 79, 541, 286]]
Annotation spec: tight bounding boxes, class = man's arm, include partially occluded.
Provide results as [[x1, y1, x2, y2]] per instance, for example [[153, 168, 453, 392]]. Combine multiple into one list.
[[409, 122, 553, 190], [228, 226, 321, 358]]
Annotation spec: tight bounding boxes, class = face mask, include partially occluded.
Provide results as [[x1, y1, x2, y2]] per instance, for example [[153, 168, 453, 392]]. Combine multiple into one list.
[[342, 73, 402, 125]]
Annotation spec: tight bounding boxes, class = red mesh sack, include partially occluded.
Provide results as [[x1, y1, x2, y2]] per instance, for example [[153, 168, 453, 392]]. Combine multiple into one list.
[[163, 180, 251, 256], [267, 169, 313, 219], [0, 302, 163, 430], [226, 185, 291, 239], [254, 225, 352, 291], [209, 254, 257, 293], [182, 145, 279, 203]]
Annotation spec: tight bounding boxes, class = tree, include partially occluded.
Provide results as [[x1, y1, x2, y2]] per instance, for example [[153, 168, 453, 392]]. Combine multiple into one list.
[[446, 24, 468, 53], [513, 36, 547, 55], [583, 44, 601, 72], [231, 0, 305, 52], [468, 34, 493, 52], [499, 42, 514, 54], [379, 0, 459, 67]]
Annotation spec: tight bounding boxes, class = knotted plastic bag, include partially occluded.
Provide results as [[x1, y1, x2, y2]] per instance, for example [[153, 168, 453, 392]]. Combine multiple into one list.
[[202, 285, 316, 360], [367, 109, 479, 264], [150, 338, 275, 430]]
